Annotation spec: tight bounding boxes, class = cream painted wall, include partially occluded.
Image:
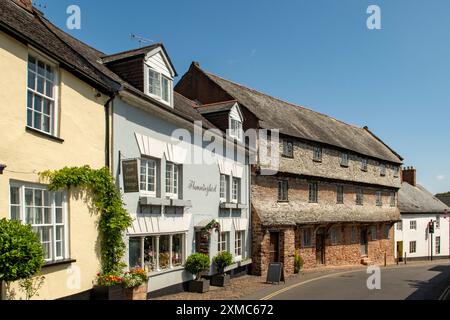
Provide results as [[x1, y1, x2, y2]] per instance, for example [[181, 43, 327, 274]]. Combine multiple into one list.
[[0, 31, 109, 300]]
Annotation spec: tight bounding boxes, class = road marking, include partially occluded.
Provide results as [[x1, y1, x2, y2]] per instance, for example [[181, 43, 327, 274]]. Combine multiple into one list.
[[439, 286, 450, 301], [260, 261, 450, 301], [260, 269, 364, 300]]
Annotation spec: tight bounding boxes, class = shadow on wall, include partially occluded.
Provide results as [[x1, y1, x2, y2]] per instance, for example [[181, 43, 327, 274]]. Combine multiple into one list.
[[406, 265, 450, 300]]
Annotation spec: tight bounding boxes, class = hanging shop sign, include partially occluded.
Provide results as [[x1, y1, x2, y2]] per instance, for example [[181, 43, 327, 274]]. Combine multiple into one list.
[[122, 159, 139, 193]]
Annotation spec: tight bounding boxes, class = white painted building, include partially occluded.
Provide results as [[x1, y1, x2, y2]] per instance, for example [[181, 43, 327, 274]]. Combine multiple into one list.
[[395, 168, 450, 261]]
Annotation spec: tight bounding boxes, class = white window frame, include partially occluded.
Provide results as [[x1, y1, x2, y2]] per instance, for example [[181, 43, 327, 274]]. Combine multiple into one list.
[[409, 241, 417, 254], [129, 233, 186, 274], [218, 232, 229, 253], [220, 174, 228, 202], [27, 50, 59, 137], [231, 178, 240, 203], [146, 67, 172, 107], [235, 231, 244, 258], [9, 182, 69, 263], [165, 162, 180, 199], [140, 158, 158, 196], [229, 118, 243, 141]]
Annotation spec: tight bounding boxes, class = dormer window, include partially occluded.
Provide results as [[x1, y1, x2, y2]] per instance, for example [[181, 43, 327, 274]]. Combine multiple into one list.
[[148, 68, 172, 105]]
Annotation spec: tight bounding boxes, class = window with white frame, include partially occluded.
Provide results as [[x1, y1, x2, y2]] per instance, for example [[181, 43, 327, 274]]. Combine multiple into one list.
[[218, 232, 229, 252], [129, 233, 185, 273], [140, 158, 157, 194], [27, 54, 57, 135], [397, 221, 403, 231], [148, 68, 172, 105], [10, 184, 67, 262], [165, 162, 179, 198], [410, 221, 417, 230], [220, 175, 228, 201], [235, 231, 244, 257], [409, 241, 417, 254], [232, 178, 240, 203], [230, 118, 243, 141]]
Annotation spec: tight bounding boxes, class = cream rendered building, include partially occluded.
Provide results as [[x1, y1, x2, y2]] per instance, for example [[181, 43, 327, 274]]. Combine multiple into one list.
[[0, 0, 121, 299]]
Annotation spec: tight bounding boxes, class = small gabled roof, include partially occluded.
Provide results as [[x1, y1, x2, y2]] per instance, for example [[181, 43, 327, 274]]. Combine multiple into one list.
[[187, 63, 403, 164], [398, 182, 450, 214], [101, 43, 178, 77], [196, 100, 238, 115]]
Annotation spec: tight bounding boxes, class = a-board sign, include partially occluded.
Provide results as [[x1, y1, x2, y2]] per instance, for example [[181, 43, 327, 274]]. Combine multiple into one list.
[[122, 159, 139, 193], [266, 263, 285, 285]]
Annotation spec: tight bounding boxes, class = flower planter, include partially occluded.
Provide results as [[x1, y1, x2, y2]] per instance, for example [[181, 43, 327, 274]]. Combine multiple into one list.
[[125, 283, 148, 300], [91, 284, 125, 300], [188, 279, 210, 293], [210, 274, 230, 287]]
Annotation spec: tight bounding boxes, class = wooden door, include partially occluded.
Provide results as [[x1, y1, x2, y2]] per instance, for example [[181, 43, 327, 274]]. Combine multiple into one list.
[[316, 231, 325, 265], [269, 232, 280, 263]]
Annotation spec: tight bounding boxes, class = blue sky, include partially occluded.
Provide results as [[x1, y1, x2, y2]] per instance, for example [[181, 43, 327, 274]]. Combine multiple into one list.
[[39, 0, 450, 194]]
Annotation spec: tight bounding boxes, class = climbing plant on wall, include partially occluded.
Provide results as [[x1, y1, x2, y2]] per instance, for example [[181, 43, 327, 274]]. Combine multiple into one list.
[[40, 166, 132, 274]]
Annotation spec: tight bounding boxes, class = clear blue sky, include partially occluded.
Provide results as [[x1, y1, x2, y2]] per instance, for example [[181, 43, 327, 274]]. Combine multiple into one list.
[[39, 0, 450, 194]]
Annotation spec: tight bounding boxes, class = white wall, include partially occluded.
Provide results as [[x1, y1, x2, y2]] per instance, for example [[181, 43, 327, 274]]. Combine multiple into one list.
[[394, 213, 450, 259]]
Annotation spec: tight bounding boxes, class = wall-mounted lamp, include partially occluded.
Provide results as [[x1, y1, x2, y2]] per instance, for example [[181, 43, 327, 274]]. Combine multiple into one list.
[[0, 164, 6, 175]]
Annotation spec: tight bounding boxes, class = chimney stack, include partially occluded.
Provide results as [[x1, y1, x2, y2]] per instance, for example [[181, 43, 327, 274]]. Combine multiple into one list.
[[402, 166, 417, 187], [13, 0, 33, 12]]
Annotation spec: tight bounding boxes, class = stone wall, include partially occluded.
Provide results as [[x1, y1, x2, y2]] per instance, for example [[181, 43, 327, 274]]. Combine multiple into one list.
[[278, 138, 401, 188]]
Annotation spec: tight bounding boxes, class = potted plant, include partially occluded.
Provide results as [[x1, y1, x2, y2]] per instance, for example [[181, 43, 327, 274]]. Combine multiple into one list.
[[211, 251, 233, 287], [91, 273, 124, 300], [185, 253, 211, 293], [123, 268, 148, 300], [294, 252, 304, 274]]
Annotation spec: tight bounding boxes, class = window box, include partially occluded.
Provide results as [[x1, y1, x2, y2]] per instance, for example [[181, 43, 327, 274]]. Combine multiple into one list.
[[220, 202, 238, 209], [224, 263, 239, 273], [91, 284, 125, 301], [238, 258, 252, 267]]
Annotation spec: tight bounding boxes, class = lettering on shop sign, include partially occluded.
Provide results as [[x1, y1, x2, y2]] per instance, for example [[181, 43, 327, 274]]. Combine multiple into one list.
[[122, 159, 139, 193], [188, 180, 217, 196]]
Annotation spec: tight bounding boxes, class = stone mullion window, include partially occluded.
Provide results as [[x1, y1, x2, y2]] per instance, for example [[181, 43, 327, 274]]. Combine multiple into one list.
[[309, 182, 318, 203]]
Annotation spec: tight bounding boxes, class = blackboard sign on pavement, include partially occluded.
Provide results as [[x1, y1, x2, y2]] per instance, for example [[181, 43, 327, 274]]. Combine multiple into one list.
[[266, 263, 285, 285]]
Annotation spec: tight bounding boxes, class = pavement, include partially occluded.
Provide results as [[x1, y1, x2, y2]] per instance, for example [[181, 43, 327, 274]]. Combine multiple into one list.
[[244, 260, 450, 300]]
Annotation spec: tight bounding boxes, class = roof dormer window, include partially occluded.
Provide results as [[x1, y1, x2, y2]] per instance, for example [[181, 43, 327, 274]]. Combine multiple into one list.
[[230, 118, 243, 141], [148, 68, 172, 106]]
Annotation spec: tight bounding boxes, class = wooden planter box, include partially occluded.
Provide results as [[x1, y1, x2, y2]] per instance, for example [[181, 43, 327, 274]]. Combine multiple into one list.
[[210, 274, 230, 287], [124, 283, 148, 300], [188, 279, 210, 293], [91, 284, 124, 300]]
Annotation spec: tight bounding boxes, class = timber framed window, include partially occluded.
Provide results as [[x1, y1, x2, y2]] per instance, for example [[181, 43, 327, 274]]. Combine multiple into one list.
[[376, 191, 383, 207], [302, 228, 313, 247], [282, 139, 294, 158], [278, 180, 289, 202], [390, 192, 396, 207], [340, 152, 349, 167], [361, 158, 368, 172], [313, 146, 323, 162], [380, 164, 386, 176], [309, 182, 318, 203], [337, 185, 344, 204], [356, 188, 364, 205], [27, 54, 58, 136], [10, 184, 68, 263], [330, 228, 340, 245]]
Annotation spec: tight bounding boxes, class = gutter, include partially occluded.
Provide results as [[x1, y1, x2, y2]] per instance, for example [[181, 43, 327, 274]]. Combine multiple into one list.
[[104, 93, 118, 168]]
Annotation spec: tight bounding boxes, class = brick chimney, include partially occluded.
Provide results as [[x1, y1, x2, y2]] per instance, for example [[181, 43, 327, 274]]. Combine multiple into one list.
[[402, 167, 416, 186], [13, 0, 33, 12]]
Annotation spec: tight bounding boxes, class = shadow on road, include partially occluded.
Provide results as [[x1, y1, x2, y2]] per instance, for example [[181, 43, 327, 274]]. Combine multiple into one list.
[[406, 265, 450, 300]]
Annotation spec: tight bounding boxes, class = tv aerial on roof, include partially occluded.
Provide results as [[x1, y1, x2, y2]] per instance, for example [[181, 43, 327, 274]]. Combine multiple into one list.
[[130, 34, 154, 47]]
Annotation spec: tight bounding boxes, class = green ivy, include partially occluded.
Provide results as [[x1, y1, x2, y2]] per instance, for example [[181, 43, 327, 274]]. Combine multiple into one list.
[[40, 166, 132, 274]]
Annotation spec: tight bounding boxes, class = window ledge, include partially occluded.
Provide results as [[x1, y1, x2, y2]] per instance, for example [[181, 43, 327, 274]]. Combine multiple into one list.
[[148, 266, 184, 277], [26, 126, 64, 143], [282, 155, 294, 159], [43, 259, 76, 269], [277, 200, 289, 204]]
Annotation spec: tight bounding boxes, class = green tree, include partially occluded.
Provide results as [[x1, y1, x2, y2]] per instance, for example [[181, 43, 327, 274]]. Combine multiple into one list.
[[0, 219, 44, 300]]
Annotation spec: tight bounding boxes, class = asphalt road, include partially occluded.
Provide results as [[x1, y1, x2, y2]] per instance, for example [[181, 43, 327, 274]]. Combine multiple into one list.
[[259, 262, 450, 300]]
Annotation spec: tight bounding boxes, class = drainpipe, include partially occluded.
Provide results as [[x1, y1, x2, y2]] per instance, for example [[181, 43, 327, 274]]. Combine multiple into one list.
[[104, 94, 116, 169]]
